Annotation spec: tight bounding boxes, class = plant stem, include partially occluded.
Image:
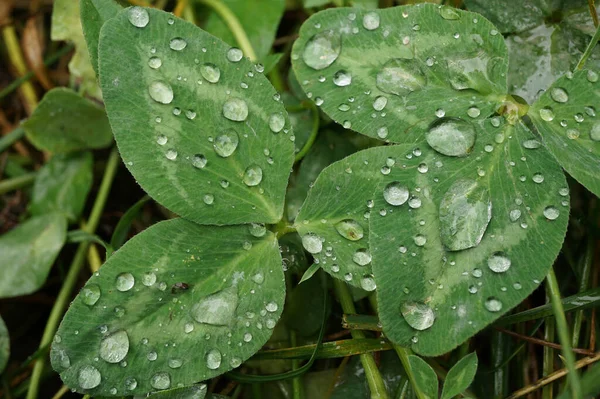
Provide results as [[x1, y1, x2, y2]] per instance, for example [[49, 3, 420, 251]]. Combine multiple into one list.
[[542, 283, 555, 399], [394, 346, 427, 399], [588, 0, 599, 27], [0, 172, 36, 194], [290, 329, 303, 399], [545, 269, 581, 399], [333, 279, 389, 399], [195, 0, 257, 62], [572, 237, 594, 347], [294, 102, 319, 163], [26, 148, 120, 399], [0, 127, 25, 153], [576, 21, 600, 69]]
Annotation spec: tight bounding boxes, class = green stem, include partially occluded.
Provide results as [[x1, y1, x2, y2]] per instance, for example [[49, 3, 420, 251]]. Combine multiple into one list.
[[290, 330, 303, 399], [0, 127, 25, 153], [542, 284, 555, 399], [26, 148, 120, 399], [195, 0, 257, 62], [0, 172, 36, 194], [394, 346, 427, 399], [545, 269, 581, 399], [333, 279, 389, 399], [294, 103, 319, 163], [0, 44, 74, 101], [572, 237, 594, 347], [576, 21, 600, 69]]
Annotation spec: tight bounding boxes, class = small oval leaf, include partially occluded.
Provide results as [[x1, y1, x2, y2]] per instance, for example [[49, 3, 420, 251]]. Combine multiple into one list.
[[408, 355, 438, 399], [441, 352, 478, 399]]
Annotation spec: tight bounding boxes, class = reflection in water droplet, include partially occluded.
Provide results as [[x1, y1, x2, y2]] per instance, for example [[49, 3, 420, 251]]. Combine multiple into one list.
[[363, 12, 380, 30], [383, 182, 409, 206], [82, 284, 101, 306], [192, 154, 208, 169], [214, 129, 239, 157], [148, 81, 173, 104], [333, 70, 352, 86], [539, 107, 554, 121], [151, 372, 171, 390], [361, 275, 377, 291], [303, 30, 342, 70], [249, 223, 266, 237], [206, 349, 222, 369], [116, 273, 134, 292], [543, 206, 560, 220], [203, 194, 214, 205], [335, 219, 364, 241], [223, 98, 248, 121], [550, 88, 568, 103], [169, 37, 187, 51], [148, 57, 162, 69], [243, 165, 263, 186], [227, 48, 243, 62], [78, 365, 101, 389], [413, 234, 427, 246], [191, 287, 239, 326], [125, 377, 137, 391], [401, 301, 435, 330], [485, 297, 503, 312], [128, 7, 149, 27], [166, 149, 177, 161], [377, 58, 426, 96], [426, 118, 476, 157], [373, 96, 388, 111], [200, 63, 221, 83], [302, 233, 322, 254], [488, 252, 511, 273], [269, 113, 285, 133], [352, 249, 372, 266], [100, 330, 129, 363]]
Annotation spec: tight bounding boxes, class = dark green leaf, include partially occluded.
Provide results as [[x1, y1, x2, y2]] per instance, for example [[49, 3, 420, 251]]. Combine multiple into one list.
[[283, 272, 328, 336], [51, 218, 285, 395], [408, 355, 438, 399], [80, 0, 123, 75], [0, 213, 67, 298], [441, 352, 478, 399], [291, 4, 508, 143], [29, 151, 93, 222], [110, 195, 151, 251], [147, 384, 207, 398], [23, 88, 113, 153], [98, 8, 294, 224], [0, 316, 8, 374], [529, 68, 600, 197], [261, 53, 283, 75]]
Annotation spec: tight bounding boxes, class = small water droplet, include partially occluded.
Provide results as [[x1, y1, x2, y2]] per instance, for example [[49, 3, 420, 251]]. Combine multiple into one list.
[[509, 209, 521, 221], [539, 107, 554, 121], [249, 223, 266, 237], [413, 234, 427, 246], [352, 249, 372, 266], [166, 149, 177, 160], [206, 349, 222, 369], [203, 194, 214, 205], [587, 70, 599, 83], [148, 81, 173, 104], [467, 106, 480, 118], [591, 121, 600, 141], [335, 219, 364, 241], [363, 12, 380, 30], [373, 96, 388, 111], [488, 252, 511, 273], [214, 129, 239, 157], [78, 365, 101, 389], [485, 297, 503, 312], [333, 70, 352, 86], [532, 173, 544, 183], [302, 233, 322, 254], [125, 377, 137, 391], [169, 37, 187, 51], [128, 7, 149, 28], [230, 357, 242, 368], [243, 164, 263, 186], [116, 273, 134, 292], [439, 5, 461, 20], [383, 182, 409, 206], [522, 139, 541, 149], [550, 87, 569, 103], [168, 358, 183, 369], [401, 302, 435, 330], [269, 113, 285, 133], [200, 63, 220, 83], [192, 154, 208, 169], [82, 284, 101, 306], [360, 275, 377, 291], [151, 372, 171, 390], [148, 57, 162, 69], [223, 98, 248, 121], [543, 206, 560, 220], [227, 48, 243, 62]]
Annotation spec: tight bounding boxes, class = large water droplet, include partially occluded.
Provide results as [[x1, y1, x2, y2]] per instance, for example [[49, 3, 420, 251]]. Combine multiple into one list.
[[192, 154, 208, 169], [200, 63, 220, 83], [169, 37, 187, 51], [352, 249, 372, 266], [191, 287, 238, 326], [82, 284, 101, 306], [590, 121, 600, 141], [485, 297, 503, 312], [333, 70, 352, 86], [487, 252, 511, 273], [401, 302, 435, 331], [439, 179, 491, 251], [426, 117, 476, 157], [376, 58, 426, 96], [373, 96, 388, 111], [335, 219, 364, 241], [249, 223, 266, 237], [206, 349, 222, 369], [214, 129, 239, 157], [78, 366, 101, 389], [550, 87, 568, 103], [243, 165, 263, 186], [99, 330, 129, 363], [148, 57, 162, 69], [303, 30, 342, 70], [148, 81, 173, 104], [227, 48, 243, 62], [360, 275, 377, 291], [363, 12, 380, 30], [116, 273, 135, 292], [302, 233, 322, 254], [543, 206, 560, 220], [223, 98, 248, 121], [383, 182, 409, 206], [125, 377, 137, 391], [128, 7, 149, 28], [539, 107, 554, 121], [151, 372, 171, 390], [269, 113, 285, 133]]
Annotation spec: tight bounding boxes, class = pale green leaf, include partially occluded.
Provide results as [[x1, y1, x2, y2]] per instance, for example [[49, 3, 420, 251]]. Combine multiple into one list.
[[51, 218, 285, 395], [530, 69, 600, 197], [408, 355, 438, 399], [29, 151, 93, 222], [80, 0, 123, 75], [0, 316, 8, 374], [367, 120, 568, 355], [203, 0, 285, 61], [0, 213, 67, 298], [291, 4, 508, 143], [98, 8, 294, 225], [23, 88, 113, 153], [441, 352, 478, 399], [51, 0, 101, 99]]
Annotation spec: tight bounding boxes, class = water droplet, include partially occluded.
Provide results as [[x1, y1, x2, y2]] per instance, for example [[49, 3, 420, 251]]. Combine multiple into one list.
[[383, 182, 409, 206], [206, 349, 222, 369], [266, 319, 276, 329], [227, 48, 243, 62], [401, 302, 435, 330], [151, 372, 171, 390], [82, 284, 101, 306], [485, 297, 503, 312], [78, 365, 101, 389], [249, 223, 266, 237], [116, 273, 134, 291], [230, 357, 242, 368], [303, 30, 341, 70], [435, 108, 446, 118], [214, 129, 239, 157], [203, 194, 214, 205], [360, 275, 377, 291], [335, 219, 364, 241], [243, 164, 263, 186], [223, 98, 248, 121], [352, 249, 372, 266], [269, 113, 285, 133], [509, 209, 521, 221], [467, 107, 480, 118], [532, 173, 544, 183], [550, 87, 568, 103], [169, 37, 187, 51], [439, 179, 491, 251], [125, 377, 137, 391], [587, 70, 599, 83], [128, 7, 149, 27], [408, 196, 422, 209], [377, 126, 389, 139], [439, 5, 461, 20], [148, 81, 173, 104], [100, 330, 129, 363], [522, 139, 541, 149], [413, 234, 427, 246], [488, 252, 511, 273], [252, 273, 264, 284], [192, 154, 208, 169], [168, 358, 183, 369], [363, 12, 380, 30], [147, 351, 157, 361], [156, 135, 168, 146], [539, 107, 554, 122], [377, 58, 426, 96], [373, 96, 388, 111], [543, 206, 560, 220], [302, 233, 322, 254], [200, 63, 220, 83], [191, 287, 239, 326], [166, 149, 177, 161], [426, 118, 476, 157], [333, 70, 352, 86], [148, 57, 162, 69], [591, 121, 600, 141]]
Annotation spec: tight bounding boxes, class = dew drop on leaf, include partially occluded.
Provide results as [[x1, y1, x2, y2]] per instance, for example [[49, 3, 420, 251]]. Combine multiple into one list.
[[302, 30, 342, 71], [401, 301, 435, 331], [214, 129, 239, 157], [587, 70, 599, 83], [128, 7, 149, 28], [484, 297, 503, 312], [99, 330, 129, 363], [333, 70, 352, 86], [78, 365, 101, 389], [522, 139, 541, 149], [222, 98, 248, 121], [82, 284, 101, 306], [373, 96, 388, 111], [269, 113, 285, 133], [439, 5, 461, 20], [539, 107, 554, 121], [200, 63, 220, 83], [148, 57, 162, 69], [426, 117, 476, 157], [243, 165, 263, 186], [302, 233, 322, 254], [148, 81, 173, 104], [168, 358, 183, 369], [334, 219, 364, 241], [192, 154, 208, 169], [203, 194, 214, 205], [550, 88, 569, 103], [190, 288, 239, 326], [413, 234, 427, 246], [166, 149, 178, 161], [115, 273, 134, 292], [543, 206, 560, 220], [590, 121, 600, 141], [226, 48, 243, 62], [206, 349, 222, 369], [360, 275, 377, 291], [352, 249, 372, 266], [376, 58, 426, 96], [362, 12, 380, 30], [151, 372, 171, 390], [487, 252, 511, 273], [169, 37, 187, 51], [383, 182, 409, 206], [249, 223, 266, 237], [230, 357, 242, 368]]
